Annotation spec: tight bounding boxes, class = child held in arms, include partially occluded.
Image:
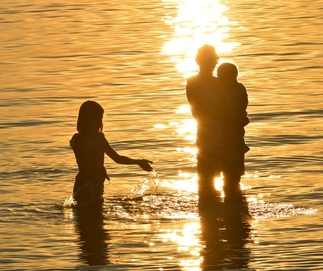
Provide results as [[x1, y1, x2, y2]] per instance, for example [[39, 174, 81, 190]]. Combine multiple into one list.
[[217, 62, 249, 154]]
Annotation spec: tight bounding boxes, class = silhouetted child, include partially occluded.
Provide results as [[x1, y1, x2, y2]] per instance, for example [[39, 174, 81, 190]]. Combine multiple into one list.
[[217, 62, 249, 154], [70, 100, 153, 206]]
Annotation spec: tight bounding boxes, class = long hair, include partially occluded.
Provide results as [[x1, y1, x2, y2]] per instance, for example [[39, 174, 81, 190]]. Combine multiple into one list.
[[77, 101, 104, 135]]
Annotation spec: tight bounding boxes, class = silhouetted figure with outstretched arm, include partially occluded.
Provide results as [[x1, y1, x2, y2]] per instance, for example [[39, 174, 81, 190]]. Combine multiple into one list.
[[70, 100, 153, 207], [186, 45, 249, 198]]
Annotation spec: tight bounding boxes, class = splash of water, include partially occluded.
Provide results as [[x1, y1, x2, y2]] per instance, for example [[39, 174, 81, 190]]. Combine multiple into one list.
[[130, 170, 160, 198], [63, 195, 76, 208]]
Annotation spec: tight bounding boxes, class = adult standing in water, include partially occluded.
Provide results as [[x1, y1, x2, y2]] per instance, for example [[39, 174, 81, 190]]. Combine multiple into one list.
[[186, 45, 249, 199]]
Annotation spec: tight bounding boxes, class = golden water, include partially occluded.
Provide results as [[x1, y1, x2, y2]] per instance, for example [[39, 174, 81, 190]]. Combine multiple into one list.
[[0, 0, 322, 270]]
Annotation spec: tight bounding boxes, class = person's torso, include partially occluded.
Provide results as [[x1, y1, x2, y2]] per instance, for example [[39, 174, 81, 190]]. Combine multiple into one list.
[[187, 76, 247, 152], [70, 133, 107, 178]]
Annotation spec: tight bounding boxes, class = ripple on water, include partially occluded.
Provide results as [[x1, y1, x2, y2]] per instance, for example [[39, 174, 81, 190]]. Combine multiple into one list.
[[59, 190, 318, 223]]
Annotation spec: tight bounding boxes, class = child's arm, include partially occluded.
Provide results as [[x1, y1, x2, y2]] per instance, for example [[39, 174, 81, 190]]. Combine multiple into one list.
[[240, 84, 249, 126], [102, 135, 153, 171]]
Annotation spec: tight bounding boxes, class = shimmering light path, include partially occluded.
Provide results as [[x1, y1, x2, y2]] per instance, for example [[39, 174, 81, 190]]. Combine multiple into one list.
[[0, 0, 322, 270], [162, 0, 238, 77]]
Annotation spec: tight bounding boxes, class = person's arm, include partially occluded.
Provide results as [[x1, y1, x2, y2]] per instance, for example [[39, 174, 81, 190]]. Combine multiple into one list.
[[102, 134, 153, 171], [240, 84, 248, 110], [186, 78, 199, 118], [70, 133, 78, 149], [240, 84, 249, 126]]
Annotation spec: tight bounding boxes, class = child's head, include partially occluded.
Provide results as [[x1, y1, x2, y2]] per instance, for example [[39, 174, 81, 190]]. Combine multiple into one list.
[[196, 44, 219, 73], [217, 62, 239, 82], [77, 100, 104, 135]]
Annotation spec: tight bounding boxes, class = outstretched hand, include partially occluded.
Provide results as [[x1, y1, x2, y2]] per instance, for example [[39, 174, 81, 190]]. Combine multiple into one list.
[[137, 159, 153, 171]]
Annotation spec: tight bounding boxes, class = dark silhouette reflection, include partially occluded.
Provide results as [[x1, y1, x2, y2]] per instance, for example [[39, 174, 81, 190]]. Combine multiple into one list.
[[199, 191, 251, 270], [186, 45, 249, 196], [73, 205, 110, 266]]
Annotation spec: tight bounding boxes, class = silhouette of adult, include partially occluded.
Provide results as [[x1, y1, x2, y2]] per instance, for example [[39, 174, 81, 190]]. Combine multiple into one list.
[[186, 45, 248, 197]]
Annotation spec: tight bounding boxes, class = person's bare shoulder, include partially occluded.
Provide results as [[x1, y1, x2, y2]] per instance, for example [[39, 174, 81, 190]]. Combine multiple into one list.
[[186, 75, 201, 98], [70, 133, 79, 148], [186, 75, 199, 88], [98, 132, 110, 147]]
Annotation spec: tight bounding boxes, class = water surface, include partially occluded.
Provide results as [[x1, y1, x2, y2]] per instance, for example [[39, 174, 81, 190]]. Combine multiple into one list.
[[0, 0, 322, 270]]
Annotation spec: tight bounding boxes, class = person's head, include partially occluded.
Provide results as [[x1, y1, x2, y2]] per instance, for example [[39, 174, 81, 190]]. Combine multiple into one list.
[[217, 62, 239, 82], [196, 44, 219, 74], [77, 100, 104, 135]]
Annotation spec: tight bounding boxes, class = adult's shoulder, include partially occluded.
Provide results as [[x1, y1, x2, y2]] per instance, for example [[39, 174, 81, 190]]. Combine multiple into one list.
[[186, 75, 199, 88], [186, 75, 200, 101], [187, 74, 199, 82]]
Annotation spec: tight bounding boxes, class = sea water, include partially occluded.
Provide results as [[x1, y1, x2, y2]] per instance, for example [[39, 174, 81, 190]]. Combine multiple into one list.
[[0, 0, 322, 270]]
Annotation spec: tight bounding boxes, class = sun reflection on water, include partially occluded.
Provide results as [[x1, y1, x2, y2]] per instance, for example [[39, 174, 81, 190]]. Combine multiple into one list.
[[162, 172, 198, 193], [162, 222, 202, 271], [158, 2, 246, 269], [162, 0, 239, 77], [174, 119, 197, 142]]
